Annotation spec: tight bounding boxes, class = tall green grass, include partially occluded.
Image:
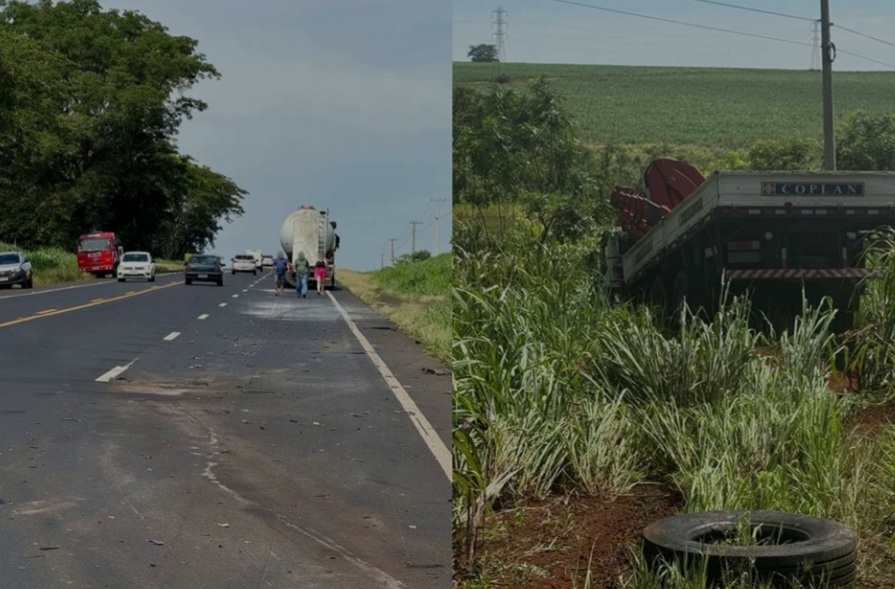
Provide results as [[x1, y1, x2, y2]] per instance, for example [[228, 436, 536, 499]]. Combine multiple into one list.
[[0, 241, 86, 285], [453, 230, 895, 585], [375, 253, 451, 295], [350, 253, 452, 363]]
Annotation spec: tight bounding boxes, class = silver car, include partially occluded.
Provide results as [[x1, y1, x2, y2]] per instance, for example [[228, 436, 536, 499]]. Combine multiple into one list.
[[0, 251, 33, 289]]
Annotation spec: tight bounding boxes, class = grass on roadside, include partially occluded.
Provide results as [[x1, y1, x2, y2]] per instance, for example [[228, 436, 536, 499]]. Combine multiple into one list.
[[453, 232, 895, 588], [336, 253, 450, 364], [0, 241, 190, 286]]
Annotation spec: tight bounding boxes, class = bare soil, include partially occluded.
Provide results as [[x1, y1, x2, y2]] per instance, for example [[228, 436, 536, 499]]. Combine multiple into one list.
[[454, 400, 895, 589], [454, 486, 681, 589]]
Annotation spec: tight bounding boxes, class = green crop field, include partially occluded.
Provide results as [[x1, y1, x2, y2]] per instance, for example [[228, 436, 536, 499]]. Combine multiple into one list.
[[454, 62, 895, 149]]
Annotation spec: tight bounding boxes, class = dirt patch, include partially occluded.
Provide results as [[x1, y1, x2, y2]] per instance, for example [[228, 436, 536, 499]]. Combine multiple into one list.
[[454, 486, 682, 589], [847, 401, 895, 436]]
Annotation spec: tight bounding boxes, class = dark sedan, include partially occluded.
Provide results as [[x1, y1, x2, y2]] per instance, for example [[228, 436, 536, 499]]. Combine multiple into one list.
[[184, 254, 223, 286]]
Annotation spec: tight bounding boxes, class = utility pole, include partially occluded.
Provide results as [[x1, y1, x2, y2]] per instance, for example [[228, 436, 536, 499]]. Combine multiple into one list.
[[492, 6, 507, 70], [410, 221, 423, 255], [388, 238, 397, 264], [431, 198, 448, 254], [381, 252, 384, 269], [821, 0, 836, 170]]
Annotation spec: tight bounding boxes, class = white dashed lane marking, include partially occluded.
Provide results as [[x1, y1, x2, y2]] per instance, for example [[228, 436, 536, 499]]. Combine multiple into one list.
[[163, 332, 180, 341], [198, 314, 209, 320], [218, 303, 227, 308]]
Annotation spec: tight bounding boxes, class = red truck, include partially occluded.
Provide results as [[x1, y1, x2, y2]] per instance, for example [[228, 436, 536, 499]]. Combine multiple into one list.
[[77, 231, 123, 278]]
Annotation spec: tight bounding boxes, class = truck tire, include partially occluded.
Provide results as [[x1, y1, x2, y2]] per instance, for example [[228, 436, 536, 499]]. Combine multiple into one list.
[[643, 511, 856, 587]]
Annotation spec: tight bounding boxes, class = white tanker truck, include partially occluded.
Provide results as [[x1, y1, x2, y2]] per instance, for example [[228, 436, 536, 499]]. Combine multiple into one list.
[[279, 205, 340, 289]]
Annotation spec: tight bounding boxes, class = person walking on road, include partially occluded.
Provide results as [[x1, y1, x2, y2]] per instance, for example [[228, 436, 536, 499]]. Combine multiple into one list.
[[293, 251, 310, 298], [272, 250, 289, 295], [314, 260, 327, 296]]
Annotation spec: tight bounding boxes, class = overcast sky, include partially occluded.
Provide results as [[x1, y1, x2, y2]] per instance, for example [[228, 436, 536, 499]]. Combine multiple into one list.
[[454, 0, 895, 71], [101, 0, 451, 271]]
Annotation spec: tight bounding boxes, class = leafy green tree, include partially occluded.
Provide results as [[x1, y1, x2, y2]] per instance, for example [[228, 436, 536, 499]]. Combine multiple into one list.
[[467, 43, 498, 62], [453, 77, 602, 245], [746, 137, 821, 170], [837, 111, 895, 171], [153, 159, 247, 258], [0, 0, 245, 255]]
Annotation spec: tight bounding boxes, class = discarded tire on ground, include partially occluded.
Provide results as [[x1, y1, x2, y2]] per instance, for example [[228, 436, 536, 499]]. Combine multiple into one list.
[[642, 510, 856, 588]]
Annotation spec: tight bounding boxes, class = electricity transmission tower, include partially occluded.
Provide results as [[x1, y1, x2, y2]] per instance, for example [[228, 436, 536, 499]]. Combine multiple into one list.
[[492, 6, 507, 65], [809, 19, 821, 71]]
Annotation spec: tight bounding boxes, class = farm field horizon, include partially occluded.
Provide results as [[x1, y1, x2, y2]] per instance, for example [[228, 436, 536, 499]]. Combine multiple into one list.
[[453, 61, 895, 150]]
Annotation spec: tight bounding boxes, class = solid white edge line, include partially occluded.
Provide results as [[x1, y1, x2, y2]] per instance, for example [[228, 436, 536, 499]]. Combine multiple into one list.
[[95, 358, 138, 383], [328, 292, 451, 480], [198, 314, 209, 320], [163, 332, 181, 341]]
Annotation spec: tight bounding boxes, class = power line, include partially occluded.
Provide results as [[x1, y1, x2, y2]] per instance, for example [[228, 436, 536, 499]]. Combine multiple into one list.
[[834, 24, 895, 50], [548, 0, 895, 69], [690, 0, 815, 22], [835, 48, 895, 70], [696, 0, 895, 51], [547, 0, 813, 49]]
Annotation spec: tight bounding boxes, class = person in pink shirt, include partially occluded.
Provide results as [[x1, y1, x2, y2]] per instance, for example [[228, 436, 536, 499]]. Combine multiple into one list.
[[314, 260, 327, 295]]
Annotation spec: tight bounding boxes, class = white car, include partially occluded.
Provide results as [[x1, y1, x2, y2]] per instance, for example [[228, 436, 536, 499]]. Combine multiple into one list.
[[231, 254, 257, 275], [0, 251, 33, 289], [117, 251, 156, 282]]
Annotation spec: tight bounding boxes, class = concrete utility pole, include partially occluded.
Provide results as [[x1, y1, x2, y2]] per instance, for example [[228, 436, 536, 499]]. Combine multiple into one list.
[[492, 6, 507, 68], [431, 198, 448, 254], [821, 0, 836, 170], [388, 238, 397, 264], [410, 221, 423, 255]]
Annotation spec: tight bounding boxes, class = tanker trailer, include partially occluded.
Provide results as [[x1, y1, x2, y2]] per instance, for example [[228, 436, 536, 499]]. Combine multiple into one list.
[[279, 205, 340, 289]]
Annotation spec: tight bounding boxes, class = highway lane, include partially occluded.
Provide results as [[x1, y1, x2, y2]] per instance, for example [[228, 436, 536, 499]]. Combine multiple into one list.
[[0, 273, 450, 588]]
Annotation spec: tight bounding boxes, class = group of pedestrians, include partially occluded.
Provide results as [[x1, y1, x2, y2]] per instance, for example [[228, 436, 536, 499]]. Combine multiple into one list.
[[271, 250, 327, 298]]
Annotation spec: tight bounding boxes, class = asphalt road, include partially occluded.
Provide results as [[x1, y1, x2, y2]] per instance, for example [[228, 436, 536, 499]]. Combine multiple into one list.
[[0, 271, 451, 588]]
